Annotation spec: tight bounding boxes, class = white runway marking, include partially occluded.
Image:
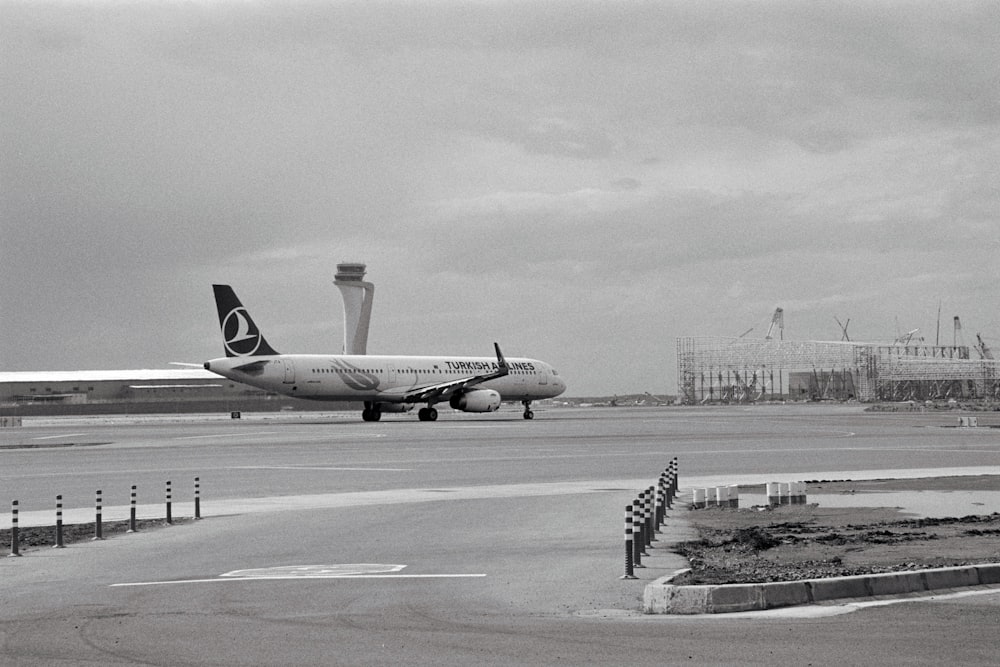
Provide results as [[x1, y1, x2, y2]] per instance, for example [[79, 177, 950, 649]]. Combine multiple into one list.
[[32, 433, 85, 440], [223, 563, 406, 577], [174, 432, 282, 440], [111, 563, 486, 587], [231, 466, 412, 472]]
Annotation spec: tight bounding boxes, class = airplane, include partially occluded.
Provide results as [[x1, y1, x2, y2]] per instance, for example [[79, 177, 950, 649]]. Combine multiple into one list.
[[203, 285, 566, 421]]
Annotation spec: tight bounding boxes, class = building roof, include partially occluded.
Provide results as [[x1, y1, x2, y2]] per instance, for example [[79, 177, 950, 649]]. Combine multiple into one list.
[[0, 369, 218, 384]]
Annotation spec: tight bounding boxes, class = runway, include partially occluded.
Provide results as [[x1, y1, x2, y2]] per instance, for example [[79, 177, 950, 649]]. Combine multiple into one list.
[[1, 405, 999, 665]]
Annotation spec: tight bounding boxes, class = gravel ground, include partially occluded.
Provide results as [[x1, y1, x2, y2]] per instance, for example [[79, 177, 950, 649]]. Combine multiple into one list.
[[673, 476, 1000, 585]]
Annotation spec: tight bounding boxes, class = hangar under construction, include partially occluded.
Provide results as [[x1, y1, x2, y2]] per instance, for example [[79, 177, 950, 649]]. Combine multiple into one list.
[[677, 333, 1000, 404]]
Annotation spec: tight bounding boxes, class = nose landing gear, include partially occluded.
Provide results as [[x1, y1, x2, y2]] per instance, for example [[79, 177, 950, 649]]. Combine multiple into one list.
[[522, 400, 534, 420]]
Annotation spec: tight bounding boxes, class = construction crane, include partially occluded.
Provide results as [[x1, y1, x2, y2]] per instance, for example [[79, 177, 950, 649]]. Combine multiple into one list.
[[894, 328, 920, 346], [765, 307, 784, 341], [834, 316, 851, 342], [975, 333, 994, 360]]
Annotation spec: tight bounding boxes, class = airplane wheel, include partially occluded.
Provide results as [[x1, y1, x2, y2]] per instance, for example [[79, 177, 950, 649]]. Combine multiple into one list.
[[523, 409, 534, 420], [426, 407, 438, 421], [362, 408, 382, 422]]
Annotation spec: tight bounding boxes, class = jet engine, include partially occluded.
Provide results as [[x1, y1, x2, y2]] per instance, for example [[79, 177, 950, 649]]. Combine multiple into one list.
[[449, 388, 501, 413]]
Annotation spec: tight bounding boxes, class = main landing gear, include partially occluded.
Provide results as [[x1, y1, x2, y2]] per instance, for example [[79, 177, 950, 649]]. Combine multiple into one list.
[[522, 400, 534, 420], [361, 402, 382, 422], [417, 407, 438, 421]]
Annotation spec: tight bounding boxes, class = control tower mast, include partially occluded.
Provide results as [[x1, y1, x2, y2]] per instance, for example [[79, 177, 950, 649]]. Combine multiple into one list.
[[334, 263, 374, 355]]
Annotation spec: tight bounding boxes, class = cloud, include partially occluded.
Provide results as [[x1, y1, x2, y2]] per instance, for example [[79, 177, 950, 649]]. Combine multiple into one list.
[[2, 2, 998, 393]]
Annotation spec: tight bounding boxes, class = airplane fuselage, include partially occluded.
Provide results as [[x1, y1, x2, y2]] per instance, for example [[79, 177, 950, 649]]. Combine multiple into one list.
[[204, 353, 565, 404], [205, 284, 565, 421]]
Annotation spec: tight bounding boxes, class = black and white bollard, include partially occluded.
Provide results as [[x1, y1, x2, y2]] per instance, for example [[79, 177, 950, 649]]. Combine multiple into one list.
[[632, 500, 645, 566], [165, 480, 172, 524], [9, 500, 21, 557], [128, 485, 137, 533], [646, 486, 657, 543], [664, 471, 674, 509], [94, 490, 103, 540], [621, 504, 636, 579], [194, 477, 201, 520], [54, 495, 65, 548], [638, 491, 650, 552], [656, 476, 667, 528]]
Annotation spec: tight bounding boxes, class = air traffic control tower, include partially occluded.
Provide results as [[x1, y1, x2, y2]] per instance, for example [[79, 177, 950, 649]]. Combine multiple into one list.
[[334, 263, 374, 355]]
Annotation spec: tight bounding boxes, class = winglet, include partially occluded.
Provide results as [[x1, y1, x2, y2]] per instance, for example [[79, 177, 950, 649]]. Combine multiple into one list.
[[494, 342, 509, 376]]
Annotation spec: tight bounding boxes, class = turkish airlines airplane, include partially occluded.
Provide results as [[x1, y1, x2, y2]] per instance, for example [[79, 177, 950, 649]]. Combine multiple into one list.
[[203, 285, 566, 421]]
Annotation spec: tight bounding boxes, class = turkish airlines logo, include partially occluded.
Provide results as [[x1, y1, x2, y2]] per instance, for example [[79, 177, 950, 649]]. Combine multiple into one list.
[[222, 307, 263, 356], [330, 359, 380, 391]]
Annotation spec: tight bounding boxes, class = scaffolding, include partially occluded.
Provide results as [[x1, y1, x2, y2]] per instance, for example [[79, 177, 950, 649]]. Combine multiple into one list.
[[677, 336, 1000, 404]]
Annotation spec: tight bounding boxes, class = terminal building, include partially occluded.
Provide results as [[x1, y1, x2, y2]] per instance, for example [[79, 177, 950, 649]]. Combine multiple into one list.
[[0, 368, 299, 416]]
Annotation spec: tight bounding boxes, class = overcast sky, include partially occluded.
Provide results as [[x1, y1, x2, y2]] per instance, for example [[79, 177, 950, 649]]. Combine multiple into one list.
[[2, 1, 998, 395]]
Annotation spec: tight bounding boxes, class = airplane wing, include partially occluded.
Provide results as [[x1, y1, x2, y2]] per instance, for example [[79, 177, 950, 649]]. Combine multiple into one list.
[[378, 343, 510, 404]]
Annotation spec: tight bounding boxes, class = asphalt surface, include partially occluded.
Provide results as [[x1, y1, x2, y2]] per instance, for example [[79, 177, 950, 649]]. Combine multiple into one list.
[[1, 404, 999, 665]]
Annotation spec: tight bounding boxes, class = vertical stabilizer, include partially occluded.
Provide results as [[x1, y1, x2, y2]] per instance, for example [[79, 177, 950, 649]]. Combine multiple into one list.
[[212, 284, 280, 357]]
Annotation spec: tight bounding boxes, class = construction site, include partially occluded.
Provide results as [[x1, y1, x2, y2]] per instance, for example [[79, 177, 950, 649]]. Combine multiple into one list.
[[677, 309, 1000, 404]]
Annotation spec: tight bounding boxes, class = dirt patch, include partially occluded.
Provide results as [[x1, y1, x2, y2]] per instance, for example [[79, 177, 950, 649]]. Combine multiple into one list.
[[673, 476, 1000, 585], [2, 518, 188, 554]]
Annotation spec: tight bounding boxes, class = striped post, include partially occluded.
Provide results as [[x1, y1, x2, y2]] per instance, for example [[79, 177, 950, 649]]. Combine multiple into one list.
[[639, 491, 651, 551], [54, 495, 65, 548], [194, 477, 201, 520], [654, 475, 667, 531], [632, 500, 644, 567], [9, 500, 21, 557], [646, 486, 657, 543], [621, 504, 636, 579], [127, 485, 137, 533], [93, 490, 103, 540], [165, 480, 172, 524]]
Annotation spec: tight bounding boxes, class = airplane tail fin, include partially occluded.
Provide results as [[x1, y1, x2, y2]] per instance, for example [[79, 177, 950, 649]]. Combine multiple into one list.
[[212, 284, 280, 357]]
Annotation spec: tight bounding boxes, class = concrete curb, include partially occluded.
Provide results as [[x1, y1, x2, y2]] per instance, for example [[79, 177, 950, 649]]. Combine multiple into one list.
[[643, 563, 1000, 614]]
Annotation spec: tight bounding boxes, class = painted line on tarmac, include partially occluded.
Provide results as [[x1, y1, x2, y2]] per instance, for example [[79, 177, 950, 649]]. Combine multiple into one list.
[[32, 433, 86, 440], [231, 466, 412, 472], [174, 432, 282, 440], [112, 574, 488, 587], [111, 563, 487, 587]]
